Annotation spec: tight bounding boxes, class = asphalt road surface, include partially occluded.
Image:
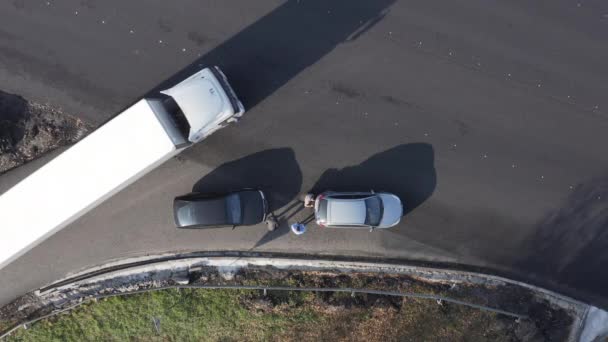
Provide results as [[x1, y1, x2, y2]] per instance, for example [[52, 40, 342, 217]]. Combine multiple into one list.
[[1, 0, 608, 308]]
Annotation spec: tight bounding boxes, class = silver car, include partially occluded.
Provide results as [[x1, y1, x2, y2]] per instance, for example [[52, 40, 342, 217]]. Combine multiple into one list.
[[312, 191, 403, 229]]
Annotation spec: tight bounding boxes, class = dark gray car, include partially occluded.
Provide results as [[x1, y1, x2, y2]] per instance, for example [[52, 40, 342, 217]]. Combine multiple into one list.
[[173, 190, 267, 228]]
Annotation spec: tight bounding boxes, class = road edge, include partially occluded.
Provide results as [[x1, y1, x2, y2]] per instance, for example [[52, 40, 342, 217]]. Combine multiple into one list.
[[2, 252, 605, 341]]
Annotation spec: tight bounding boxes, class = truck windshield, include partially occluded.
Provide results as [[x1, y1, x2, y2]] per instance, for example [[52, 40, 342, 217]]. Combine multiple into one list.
[[162, 97, 190, 140]]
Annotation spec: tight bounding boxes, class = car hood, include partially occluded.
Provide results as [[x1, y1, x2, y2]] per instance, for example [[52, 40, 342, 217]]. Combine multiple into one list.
[[378, 193, 403, 228]]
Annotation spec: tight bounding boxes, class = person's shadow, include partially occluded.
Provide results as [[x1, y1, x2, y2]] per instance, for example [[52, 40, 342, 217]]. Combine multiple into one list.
[[309, 143, 437, 216]]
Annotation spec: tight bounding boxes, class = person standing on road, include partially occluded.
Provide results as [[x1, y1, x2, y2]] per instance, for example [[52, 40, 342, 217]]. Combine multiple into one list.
[[290, 222, 306, 235]]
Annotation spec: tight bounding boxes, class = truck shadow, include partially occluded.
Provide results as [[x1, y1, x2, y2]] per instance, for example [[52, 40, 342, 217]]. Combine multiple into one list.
[[309, 143, 436, 216], [515, 177, 608, 307], [148, 0, 396, 109]]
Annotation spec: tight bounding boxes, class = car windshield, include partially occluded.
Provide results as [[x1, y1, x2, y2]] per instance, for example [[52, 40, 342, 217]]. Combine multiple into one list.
[[364, 196, 383, 226], [225, 193, 242, 224], [317, 199, 328, 221]]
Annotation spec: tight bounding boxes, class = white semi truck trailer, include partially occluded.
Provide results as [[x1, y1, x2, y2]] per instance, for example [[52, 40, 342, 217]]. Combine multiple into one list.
[[0, 67, 245, 270]]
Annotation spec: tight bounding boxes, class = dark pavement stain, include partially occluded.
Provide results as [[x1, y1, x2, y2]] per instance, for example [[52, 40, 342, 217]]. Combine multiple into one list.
[[453, 119, 469, 136], [381, 95, 401, 105], [187, 31, 207, 46], [12, 0, 24, 10], [158, 18, 174, 33], [331, 84, 362, 99], [80, 0, 97, 9], [380, 95, 421, 110]]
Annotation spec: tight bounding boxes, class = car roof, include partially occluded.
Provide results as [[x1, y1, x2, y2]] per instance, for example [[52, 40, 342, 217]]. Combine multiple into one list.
[[327, 199, 366, 225], [174, 189, 266, 228]]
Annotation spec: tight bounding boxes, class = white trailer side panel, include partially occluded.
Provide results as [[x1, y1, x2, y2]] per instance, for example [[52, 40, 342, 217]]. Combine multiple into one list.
[[0, 100, 180, 269]]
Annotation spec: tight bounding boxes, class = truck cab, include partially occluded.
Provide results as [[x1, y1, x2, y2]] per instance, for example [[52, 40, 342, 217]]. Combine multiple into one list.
[[159, 66, 245, 143]]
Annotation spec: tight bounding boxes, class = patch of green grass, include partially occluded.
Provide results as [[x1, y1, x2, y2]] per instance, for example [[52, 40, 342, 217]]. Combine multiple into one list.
[[5, 289, 322, 342], [4, 289, 540, 341], [0, 321, 12, 333]]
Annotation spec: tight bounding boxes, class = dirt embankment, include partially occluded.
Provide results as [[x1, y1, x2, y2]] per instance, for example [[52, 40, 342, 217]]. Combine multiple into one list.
[[0, 90, 89, 174]]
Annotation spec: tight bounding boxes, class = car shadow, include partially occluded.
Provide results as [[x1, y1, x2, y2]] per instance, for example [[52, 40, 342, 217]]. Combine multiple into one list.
[[191, 148, 303, 248], [0, 91, 28, 153], [146, 0, 395, 110], [309, 143, 436, 216], [192, 148, 302, 213], [515, 177, 608, 307]]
